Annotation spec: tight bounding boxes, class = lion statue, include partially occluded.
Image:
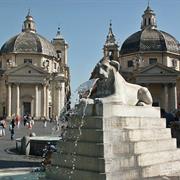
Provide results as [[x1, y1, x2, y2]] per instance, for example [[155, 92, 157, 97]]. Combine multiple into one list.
[[78, 59, 153, 106]]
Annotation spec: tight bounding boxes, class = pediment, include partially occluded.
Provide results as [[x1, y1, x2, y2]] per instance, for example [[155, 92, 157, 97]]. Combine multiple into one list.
[[138, 63, 179, 76], [5, 63, 48, 77]]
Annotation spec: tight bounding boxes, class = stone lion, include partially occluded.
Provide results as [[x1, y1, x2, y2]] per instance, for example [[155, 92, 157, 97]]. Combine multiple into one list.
[[80, 59, 152, 106]]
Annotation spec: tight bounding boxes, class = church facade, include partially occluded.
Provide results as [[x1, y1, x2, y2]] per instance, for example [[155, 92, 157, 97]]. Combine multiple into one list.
[[101, 5, 180, 112], [0, 12, 70, 119]]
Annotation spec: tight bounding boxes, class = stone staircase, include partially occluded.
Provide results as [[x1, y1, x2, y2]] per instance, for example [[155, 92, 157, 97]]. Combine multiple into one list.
[[46, 103, 180, 180]]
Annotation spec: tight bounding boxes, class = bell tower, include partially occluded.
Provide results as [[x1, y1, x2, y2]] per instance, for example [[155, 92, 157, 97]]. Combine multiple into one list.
[[103, 21, 119, 61], [52, 27, 68, 66], [51, 27, 71, 115]]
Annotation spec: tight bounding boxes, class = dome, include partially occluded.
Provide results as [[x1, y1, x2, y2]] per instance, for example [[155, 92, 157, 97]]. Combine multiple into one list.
[[120, 4, 180, 55], [120, 28, 180, 55], [0, 31, 57, 57]]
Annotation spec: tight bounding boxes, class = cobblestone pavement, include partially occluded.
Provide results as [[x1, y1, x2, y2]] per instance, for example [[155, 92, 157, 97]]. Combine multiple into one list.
[[0, 120, 60, 169]]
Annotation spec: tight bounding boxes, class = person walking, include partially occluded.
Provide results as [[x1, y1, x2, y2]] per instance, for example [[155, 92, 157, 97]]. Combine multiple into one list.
[[0, 119, 4, 137], [9, 118, 15, 140], [1, 117, 7, 136], [15, 114, 21, 128], [23, 114, 27, 126], [43, 117, 47, 128]]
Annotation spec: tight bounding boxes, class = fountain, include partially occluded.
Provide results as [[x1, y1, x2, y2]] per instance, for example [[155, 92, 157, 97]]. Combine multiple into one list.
[[46, 60, 180, 179]]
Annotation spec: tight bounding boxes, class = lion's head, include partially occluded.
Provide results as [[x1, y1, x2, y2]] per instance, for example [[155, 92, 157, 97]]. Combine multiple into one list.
[[90, 59, 120, 80], [89, 60, 120, 98]]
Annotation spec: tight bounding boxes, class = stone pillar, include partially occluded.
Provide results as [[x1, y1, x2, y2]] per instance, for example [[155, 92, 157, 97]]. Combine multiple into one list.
[[16, 84, 20, 116], [56, 83, 61, 117], [35, 85, 38, 118], [171, 83, 177, 110], [164, 84, 169, 111], [43, 84, 46, 117], [7, 83, 12, 117], [21, 136, 30, 156], [46, 85, 49, 118], [60, 82, 65, 114]]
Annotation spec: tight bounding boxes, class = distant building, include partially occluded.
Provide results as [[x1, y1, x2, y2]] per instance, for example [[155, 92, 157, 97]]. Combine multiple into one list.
[[0, 12, 70, 119], [101, 5, 180, 112]]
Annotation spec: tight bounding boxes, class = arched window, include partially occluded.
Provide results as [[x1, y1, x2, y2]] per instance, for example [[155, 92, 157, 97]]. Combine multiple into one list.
[[148, 18, 151, 25], [109, 50, 114, 60], [57, 50, 62, 59], [144, 19, 147, 26]]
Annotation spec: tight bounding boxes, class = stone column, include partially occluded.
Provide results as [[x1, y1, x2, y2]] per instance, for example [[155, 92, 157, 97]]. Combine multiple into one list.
[[46, 85, 49, 118], [56, 83, 61, 117], [60, 82, 65, 115], [164, 84, 169, 111], [43, 84, 46, 117], [16, 84, 20, 116], [171, 83, 177, 110], [35, 85, 38, 118], [7, 83, 12, 117]]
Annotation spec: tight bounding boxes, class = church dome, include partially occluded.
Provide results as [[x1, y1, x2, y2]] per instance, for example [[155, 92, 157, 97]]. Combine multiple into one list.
[[0, 12, 57, 57], [120, 28, 180, 55], [0, 32, 57, 57], [120, 5, 180, 55]]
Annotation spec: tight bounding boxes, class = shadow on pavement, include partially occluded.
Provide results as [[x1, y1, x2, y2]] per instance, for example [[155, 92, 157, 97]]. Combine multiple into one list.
[[0, 160, 40, 169]]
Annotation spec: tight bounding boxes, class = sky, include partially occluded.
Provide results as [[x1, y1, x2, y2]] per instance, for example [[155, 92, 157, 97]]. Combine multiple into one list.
[[0, 0, 180, 94]]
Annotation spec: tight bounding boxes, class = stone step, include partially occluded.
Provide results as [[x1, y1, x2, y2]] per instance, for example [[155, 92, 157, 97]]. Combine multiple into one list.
[[138, 149, 180, 166], [52, 153, 140, 172], [56, 139, 177, 157], [78, 103, 160, 118], [46, 166, 141, 180], [51, 153, 106, 172], [134, 139, 177, 154], [57, 141, 104, 157], [103, 104, 161, 119], [52, 150, 180, 174], [66, 128, 103, 143], [103, 117, 166, 129], [68, 116, 103, 129], [69, 116, 166, 129], [66, 128, 171, 142], [142, 160, 180, 178], [46, 166, 106, 180], [126, 128, 171, 142]]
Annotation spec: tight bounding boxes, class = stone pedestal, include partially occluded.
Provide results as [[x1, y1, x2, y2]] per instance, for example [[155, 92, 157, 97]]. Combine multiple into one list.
[[46, 103, 180, 179]]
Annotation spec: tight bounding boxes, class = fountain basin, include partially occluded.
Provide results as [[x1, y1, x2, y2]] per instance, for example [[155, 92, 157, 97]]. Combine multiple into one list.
[[16, 136, 61, 156], [0, 167, 44, 180]]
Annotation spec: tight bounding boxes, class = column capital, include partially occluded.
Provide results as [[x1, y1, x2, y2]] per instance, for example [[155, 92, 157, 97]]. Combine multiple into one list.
[[56, 82, 62, 90], [161, 83, 171, 88], [15, 83, 20, 86], [6, 82, 12, 86]]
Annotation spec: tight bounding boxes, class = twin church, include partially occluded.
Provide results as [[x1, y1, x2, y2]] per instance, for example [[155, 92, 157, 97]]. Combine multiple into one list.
[[0, 11, 70, 119], [0, 4, 179, 119], [102, 5, 180, 112]]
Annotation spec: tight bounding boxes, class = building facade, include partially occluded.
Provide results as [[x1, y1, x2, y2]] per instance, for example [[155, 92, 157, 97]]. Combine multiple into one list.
[[0, 12, 70, 119], [101, 5, 180, 112]]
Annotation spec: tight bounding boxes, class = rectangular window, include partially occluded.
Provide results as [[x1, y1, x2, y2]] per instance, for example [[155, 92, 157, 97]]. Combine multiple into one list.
[[0, 60, 2, 68], [24, 59, 32, 64], [54, 63, 57, 69], [149, 58, 157, 65], [127, 60, 133, 67], [172, 59, 177, 67]]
